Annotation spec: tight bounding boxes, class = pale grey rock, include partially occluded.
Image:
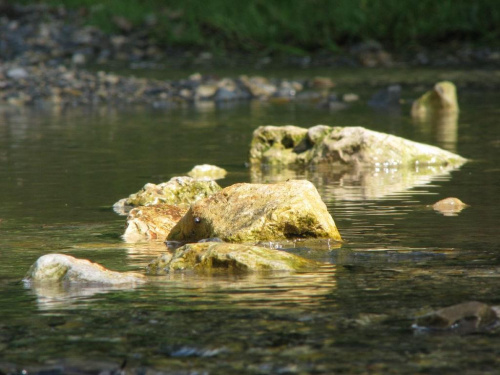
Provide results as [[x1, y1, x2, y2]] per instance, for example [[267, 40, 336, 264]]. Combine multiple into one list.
[[24, 254, 145, 285]]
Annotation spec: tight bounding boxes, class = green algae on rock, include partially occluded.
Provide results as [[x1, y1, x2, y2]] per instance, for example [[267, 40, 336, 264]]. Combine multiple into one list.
[[123, 204, 189, 242], [113, 176, 221, 215], [411, 81, 459, 118], [147, 242, 321, 274], [249, 125, 466, 169], [24, 254, 146, 285], [167, 180, 342, 243]]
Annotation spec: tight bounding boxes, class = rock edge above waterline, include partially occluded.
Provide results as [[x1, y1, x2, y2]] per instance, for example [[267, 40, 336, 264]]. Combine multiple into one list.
[[167, 179, 342, 243], [249, 125, 467, 169], [147, 242, 321, 274], [24, 254, 146, 285]]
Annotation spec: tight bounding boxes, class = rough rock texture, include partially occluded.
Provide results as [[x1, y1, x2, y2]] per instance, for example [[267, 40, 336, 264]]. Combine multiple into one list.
[[414, 301, 499, 333], [411, 81, 459, 118], [187, 164, 227, 180], [249, 125, 467, 169], [113, 176, 221, 215], [432, 197, 468, 216], [123, 204, 189, 242], [167, 180, 342, 242], [147, 242, 320, 274], [24, 254, 145, 285]]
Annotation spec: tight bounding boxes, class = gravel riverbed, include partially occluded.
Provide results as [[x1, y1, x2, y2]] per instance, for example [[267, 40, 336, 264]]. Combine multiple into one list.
[[1, 3, 499, 108]]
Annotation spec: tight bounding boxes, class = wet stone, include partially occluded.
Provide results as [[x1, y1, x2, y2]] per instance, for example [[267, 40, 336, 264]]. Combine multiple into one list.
[[432, 197, 468, 216], [413, 301, 500, 334]]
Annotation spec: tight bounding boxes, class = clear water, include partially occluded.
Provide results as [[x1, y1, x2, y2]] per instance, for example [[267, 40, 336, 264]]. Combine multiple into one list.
[[1, 73, 500, 374]]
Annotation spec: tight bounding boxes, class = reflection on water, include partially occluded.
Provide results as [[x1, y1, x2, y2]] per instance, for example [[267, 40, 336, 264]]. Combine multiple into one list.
[[251, 162, 461, 201], [149, 264, 337, 310], [413, 111, 459, 152], [26, 282, 141, 310], [25, 267, 337, 311]]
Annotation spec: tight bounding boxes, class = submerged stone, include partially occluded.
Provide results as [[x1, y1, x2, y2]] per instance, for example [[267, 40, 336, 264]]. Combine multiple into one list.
[[113, 176, 221, 215], [187, 164, 227, 180], [413, 301, 499, 333], [147, 242, 321, 274], [411, 81, 459, 118], [432, 197, 468, 216], [368, 84, 401, 109], [167, 180, 342, 243], [249, 125, 467, 169], [24, 254, 145, 285], [123, 204, 189, 242]]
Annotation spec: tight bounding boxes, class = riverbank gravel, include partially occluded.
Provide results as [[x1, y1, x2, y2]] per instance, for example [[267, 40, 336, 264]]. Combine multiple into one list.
[[1, 3, 499, 108]]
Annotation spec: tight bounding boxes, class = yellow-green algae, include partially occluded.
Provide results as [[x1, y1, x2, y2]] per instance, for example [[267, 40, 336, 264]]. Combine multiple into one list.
[[249, 125, 467, 169], [114, 176, 221, 211], [187, 164, 227, 180], [167, 180, 342, 243], [411, 81, 459, 118], [147, 242, 321, 274]]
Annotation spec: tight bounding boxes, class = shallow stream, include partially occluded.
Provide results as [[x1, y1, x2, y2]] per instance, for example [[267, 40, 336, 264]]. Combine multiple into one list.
[[1, 69, 500, 374]]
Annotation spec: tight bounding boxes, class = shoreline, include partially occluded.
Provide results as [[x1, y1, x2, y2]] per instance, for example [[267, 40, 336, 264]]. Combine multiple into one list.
[[1, 3, 500, 109]]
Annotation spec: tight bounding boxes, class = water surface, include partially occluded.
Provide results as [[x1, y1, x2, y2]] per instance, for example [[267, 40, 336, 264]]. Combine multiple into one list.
[[1, 73, 499, 374]]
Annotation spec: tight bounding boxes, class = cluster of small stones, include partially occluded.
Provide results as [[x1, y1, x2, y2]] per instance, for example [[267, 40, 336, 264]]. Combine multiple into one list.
[[0, 62, 353, 108], [1, 3, 499, 108]]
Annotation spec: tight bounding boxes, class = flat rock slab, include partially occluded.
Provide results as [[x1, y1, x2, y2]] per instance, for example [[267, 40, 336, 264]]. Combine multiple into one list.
[[249, 125, 467, 169], [123, 204, 189, 242], [113, 176, 221, 215], [147, 242, 321, 274], [167, 180, 342, 242], [24, 254, 145, 285]]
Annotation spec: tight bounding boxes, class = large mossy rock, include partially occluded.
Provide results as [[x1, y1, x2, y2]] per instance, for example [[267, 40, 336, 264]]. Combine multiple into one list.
[[167, 180, 341, 242], [249, 125, 466, 169], [113, 176, 221, 215], [123, 204, 189, 242], [24, 254, 146, 285], [147, 242, 320, 274], [411, 81, 459, 118]]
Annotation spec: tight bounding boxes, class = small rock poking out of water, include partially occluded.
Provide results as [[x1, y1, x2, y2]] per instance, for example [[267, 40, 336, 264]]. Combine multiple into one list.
[[147, 242, 321, 274], [24, 254, 145, 285], [411, 81, 459, 118], [432, 197, 468, 216], [412, 301, 500, 334], [187, 164, 227, 180]]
